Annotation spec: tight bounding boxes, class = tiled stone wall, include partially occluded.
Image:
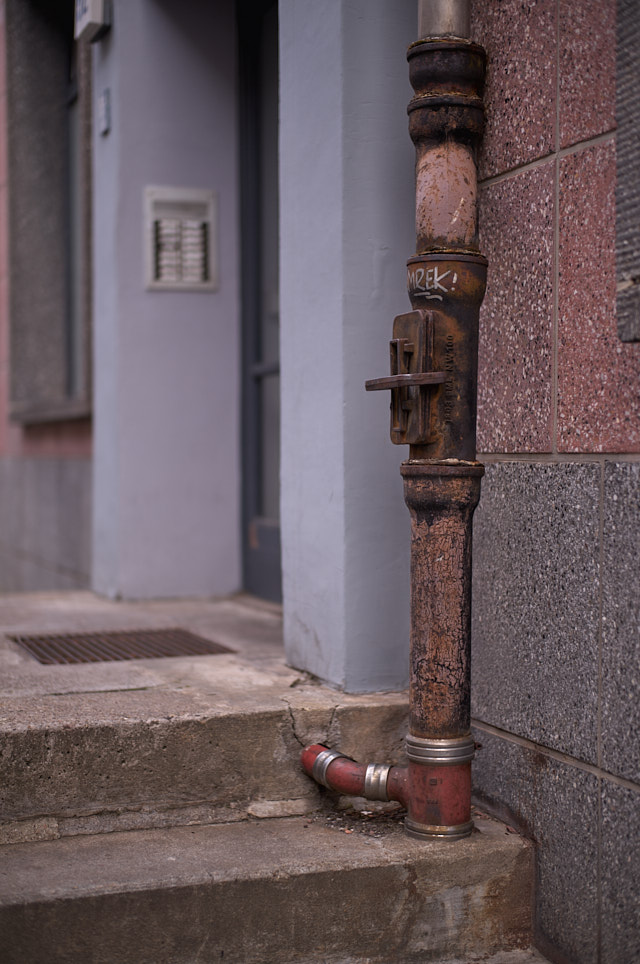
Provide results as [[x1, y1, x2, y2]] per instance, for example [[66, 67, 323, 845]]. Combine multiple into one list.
[[0, 4, 92, 591], [0, 6, 92, 461], [470, 2, 640, 962], [0, 458, 91, 591]]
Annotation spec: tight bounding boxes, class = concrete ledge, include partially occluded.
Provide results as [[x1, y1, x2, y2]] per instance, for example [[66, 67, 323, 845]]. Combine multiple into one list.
[[0, 814, 534, 963], [0, 592, 408, 842], [0, 691, 409, 842]]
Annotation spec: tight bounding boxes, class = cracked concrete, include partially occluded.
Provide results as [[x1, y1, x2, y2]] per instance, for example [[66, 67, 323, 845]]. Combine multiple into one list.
[[0, 591, 409, 843], [0, 592, 548, 963]]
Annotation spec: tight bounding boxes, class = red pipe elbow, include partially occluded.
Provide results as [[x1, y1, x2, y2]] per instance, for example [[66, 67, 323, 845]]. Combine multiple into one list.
[[300, 744, 409, 807], [300, 744, 367, 796]]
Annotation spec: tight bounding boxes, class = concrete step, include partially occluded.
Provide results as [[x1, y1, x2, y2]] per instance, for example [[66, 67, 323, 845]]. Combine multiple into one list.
[[0, 812, 537, 964], [0, 671, 408, 844], [0, 594, 408, 843]]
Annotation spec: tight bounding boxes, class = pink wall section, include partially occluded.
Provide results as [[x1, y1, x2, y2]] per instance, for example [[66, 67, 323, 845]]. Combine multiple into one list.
[[473, 0, 640, 456], [0, 11, 91, 461]]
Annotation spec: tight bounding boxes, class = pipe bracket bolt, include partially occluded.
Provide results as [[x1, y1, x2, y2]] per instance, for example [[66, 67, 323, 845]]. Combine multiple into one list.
[[311, 747, 352, 790], [405, 734, 475, 766], [363, 763, 392, 802]]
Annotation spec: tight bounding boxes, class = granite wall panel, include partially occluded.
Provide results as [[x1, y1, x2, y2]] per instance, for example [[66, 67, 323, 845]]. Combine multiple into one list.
[[469, 6, 639, 964], [477, 165, 554, 453], [0, 457, 91, 591], [472, 728, 600, 964], [559, 0, 616, 148], [601, 781, 640, 964], [472, 462, 600, 762], [471, 0, 556, 179], [558, 142, 640, 452], [601, 462, 640, 784]]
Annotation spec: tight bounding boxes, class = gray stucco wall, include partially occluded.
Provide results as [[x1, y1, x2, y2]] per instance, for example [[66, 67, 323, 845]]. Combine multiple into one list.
[[91, 0, 241, 598], [279, 0, 416, 692]]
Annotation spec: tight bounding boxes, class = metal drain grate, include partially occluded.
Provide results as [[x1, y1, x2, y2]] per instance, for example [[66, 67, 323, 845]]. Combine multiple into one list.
[[8, 628, 234, 665]]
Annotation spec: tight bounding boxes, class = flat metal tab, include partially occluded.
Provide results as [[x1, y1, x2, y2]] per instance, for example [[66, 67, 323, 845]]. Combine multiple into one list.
[[365, 309, 442, 445]]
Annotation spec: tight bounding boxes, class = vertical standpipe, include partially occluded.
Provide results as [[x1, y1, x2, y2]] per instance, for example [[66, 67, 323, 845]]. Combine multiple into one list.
[[301, 6, 487, 841], [399, 24, 487, 839]]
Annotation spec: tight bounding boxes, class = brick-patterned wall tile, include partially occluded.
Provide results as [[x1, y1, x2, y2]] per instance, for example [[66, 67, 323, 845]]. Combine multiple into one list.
[[472, 0, 556, 179], [558, 141, 640, 452], [477, 164, 554, 452]]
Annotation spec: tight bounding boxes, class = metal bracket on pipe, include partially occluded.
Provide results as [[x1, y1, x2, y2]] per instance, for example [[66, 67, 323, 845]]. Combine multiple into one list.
[[365, 309, 444, 445]]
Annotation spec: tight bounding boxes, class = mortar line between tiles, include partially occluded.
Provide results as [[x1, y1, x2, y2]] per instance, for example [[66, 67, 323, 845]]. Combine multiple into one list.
[[553, 148, 559, 449], [597, 464, 604, 774], [553, 0, 560, 457], [597, 770, 603, 964], [596, 463, 605, 963], [559, 129, 616, 158], [479, 453, 640, 463], [478, 130, 617, 190], [478, 152, 555, 189], [472, 719, 640, 793]]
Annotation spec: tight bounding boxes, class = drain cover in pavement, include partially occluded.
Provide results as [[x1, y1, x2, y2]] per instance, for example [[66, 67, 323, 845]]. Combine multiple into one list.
[[8, 628, 234, 664]]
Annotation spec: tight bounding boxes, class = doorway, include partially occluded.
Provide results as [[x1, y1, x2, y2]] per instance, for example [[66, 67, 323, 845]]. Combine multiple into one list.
[[238, 0, 281, 602]]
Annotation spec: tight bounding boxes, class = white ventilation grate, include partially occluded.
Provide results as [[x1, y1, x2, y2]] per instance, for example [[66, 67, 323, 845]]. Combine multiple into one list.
[[144, 186, 217, 291]]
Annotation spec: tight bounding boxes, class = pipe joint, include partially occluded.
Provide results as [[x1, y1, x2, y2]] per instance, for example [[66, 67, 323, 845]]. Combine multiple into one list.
[[311, 748, 352, 789], [405, 816, 474, 841], [406, 733, 475, 766], [364, 763, 392, 802]]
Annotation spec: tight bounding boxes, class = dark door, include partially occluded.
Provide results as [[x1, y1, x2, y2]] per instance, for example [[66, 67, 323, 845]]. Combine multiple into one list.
[[238, 0, 281, 602]]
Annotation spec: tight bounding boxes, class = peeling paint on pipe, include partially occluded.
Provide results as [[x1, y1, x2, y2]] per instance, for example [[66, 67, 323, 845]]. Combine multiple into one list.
[[415, 142, 477, 251]]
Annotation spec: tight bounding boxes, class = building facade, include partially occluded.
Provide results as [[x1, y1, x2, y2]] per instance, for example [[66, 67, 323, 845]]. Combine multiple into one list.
[[0, 1, 637, 960]]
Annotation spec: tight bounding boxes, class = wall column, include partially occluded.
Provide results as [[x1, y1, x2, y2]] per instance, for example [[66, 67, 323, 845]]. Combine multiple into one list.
[[279, 0, 416, 690]]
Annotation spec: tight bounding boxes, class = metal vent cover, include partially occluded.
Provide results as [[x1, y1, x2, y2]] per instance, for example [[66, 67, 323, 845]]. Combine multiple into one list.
[[8, 628, 234, 665]]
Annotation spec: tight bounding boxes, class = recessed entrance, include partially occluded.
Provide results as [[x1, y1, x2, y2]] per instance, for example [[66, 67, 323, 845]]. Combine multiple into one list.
[[238, 0, 282, 603]]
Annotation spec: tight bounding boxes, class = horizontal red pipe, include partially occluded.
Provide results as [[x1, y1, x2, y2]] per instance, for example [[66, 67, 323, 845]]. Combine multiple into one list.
[[301, 744, 471, 835], [301, 744, 409, 807]]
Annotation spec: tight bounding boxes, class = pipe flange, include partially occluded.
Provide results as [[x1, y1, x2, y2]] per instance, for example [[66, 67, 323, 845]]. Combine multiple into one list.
[[311, 748, 352, 789], [363, 763, 391, 802], [405, 816, 473, 840], [405, 734, 475, 766]]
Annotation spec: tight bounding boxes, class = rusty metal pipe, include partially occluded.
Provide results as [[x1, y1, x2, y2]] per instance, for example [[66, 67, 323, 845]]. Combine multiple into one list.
[[301, 22, 487, 842], [300, 743, 473, 840]]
